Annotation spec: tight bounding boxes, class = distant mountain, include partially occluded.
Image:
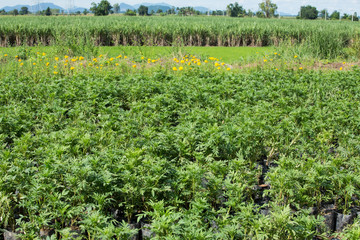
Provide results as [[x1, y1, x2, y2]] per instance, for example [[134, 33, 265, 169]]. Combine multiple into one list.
[[120, 3, 135, 12], [1, 2, 87, 13], [133, 2, 173, 8], [148, 5, 171, 13], [194, 7, 210, 13], [2, 2, 63, 12], [279, 12, 295, 17]]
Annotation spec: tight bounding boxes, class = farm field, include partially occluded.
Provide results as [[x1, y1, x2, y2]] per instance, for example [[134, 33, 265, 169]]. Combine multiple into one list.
[[1, 15, 360, 239]]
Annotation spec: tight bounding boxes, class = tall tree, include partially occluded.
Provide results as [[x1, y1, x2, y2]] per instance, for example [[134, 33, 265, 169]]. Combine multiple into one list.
[[330, 10, 340, 20], [45, 7, 52, 16], [138, 5, 148, 16], [259, 0, 278, 18], [299, 5, 318, 19], [12, 9, 19, 16], [90, 0, 112, 16], [19, 7, 29, 15], [113, 3, 120, 14], [226, 2, 246, 17], [319, 9, 329, 19]]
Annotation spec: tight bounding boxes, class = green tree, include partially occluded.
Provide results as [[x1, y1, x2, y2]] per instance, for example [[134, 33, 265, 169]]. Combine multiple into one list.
[[353, 12, 359, 21], [256, 10, 265, 18], [330, 10, 340, 20], [113, 3, 120, 14], [124, 9, 136, 16], [19, 7, 29, 15], [83, 9, 89, 15], [226, 2, 246, 17], [299, 5, 318, 19], [12, 9, 19, 16], [90, 0, 112, 16], [45, 7, 52, 16], [319, 9, 328, 19], [138, 5, 148, 16], [259, 0, 278, 18]]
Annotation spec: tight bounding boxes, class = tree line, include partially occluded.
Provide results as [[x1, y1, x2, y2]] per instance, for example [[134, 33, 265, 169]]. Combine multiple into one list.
[[1, 0, 358, 21]]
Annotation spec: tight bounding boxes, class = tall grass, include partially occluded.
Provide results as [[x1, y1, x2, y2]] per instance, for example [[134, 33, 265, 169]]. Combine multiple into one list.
[[0, 16, 359, 58]]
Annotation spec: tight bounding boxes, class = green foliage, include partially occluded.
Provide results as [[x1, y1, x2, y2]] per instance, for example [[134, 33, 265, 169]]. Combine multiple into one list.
[[330, 10, 340, 20], [259, 0, 278, 18], [0, 16, 359, 60], [138, 5, 149, 16], [90, 0, 112, 16], [124, 9, 136, 16], [0, 65, 360, 238], [45, 7, 52, 16], [226, 2, 246, 17], [299, 5, 318, 20], [19, 7, 29, 15]]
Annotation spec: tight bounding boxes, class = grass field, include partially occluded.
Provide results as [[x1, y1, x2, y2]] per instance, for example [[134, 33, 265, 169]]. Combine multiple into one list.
[[1, 15, 360, 240]]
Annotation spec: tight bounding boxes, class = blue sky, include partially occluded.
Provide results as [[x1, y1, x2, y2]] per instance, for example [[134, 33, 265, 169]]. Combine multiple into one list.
[[1, 0, 359, 14]]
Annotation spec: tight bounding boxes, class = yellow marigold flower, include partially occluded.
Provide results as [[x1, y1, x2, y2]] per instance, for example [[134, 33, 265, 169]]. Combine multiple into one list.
[[197, 62, 201, 66], [46, 62, 50, 67], [42, 52, 46, 56], [93, 58, 97, 62], [65, 60, 69, 63], [340, 67, 343, 70], [217, 67, 221, 70], [226, 68, 231, 71], [221, 62, 225, 66], [274, 52, 277, 55], [215, 62, 220, 67], [204, 60, 208, 63], [70, 67, 75, 70], [294, 55, 298, 58], [20, 63, 24, 66], [53, 71, 58, 74], [124, 56, 128, 59], [15, 56, 18, 58], [33, 63, 36, 66], [181, 60, 185, 64], [173, 67, 177, 71], [99, 55, 103, 58], [110, 58, 114, 61], [141, 56, 145, 60], [79, 56, 84, 61], [64, 63, 68, 66], [54, 66, 57, 68], [55, 57, 59, 61], [115, 63, 119, 66], [264, 59, 268, 62], [4, 54, 8, 57], [152, 60, 156, 63], [173, 58, 178, 62], [18, 59, 22, 62], [275, 68, 278, 71], [65, 55, 69, 59], [179, 67, 184, 71], [343, 62, 346, 64], [299, 67, 303, 70], [132, 65, 137, 68], [270, 59, 273, 61]]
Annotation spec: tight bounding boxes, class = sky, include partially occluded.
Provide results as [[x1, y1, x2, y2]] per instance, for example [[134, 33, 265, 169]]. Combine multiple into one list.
[[0, 0, 359, 15]]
